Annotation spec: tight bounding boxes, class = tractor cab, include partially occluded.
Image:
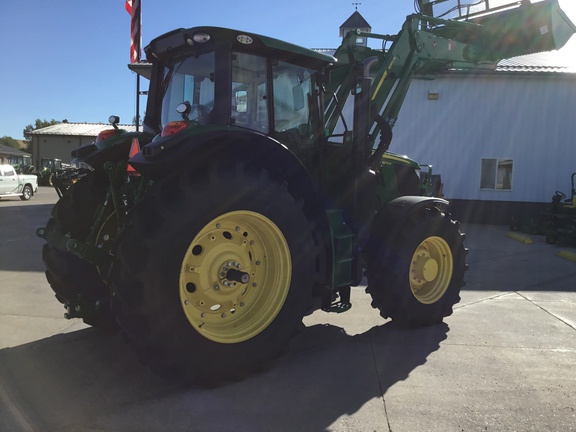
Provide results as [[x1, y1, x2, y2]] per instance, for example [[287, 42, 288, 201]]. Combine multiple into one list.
[[41, 158, 63, 171], [137, 26, 335, 177]]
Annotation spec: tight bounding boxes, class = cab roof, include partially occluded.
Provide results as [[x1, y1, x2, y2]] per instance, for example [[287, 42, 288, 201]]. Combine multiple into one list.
[[146, 26, 336, 70]]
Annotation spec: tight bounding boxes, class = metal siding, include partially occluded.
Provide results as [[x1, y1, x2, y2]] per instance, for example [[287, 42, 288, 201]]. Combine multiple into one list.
[[393, 74, 576, 203]]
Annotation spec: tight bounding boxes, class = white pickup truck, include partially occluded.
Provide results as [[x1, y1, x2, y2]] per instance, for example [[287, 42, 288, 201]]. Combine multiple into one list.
[[0, 164, 38, 201]]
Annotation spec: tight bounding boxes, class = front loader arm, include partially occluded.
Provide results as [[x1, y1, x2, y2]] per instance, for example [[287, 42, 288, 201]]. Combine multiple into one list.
[[325, 0, 575, 149]]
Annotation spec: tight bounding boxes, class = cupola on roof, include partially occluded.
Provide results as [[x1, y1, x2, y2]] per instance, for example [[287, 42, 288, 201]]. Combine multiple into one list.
[[339, 11, 371, 37]]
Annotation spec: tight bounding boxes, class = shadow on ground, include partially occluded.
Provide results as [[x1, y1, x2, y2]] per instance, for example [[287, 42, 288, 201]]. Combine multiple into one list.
[[0, 321, 449, 431], [0, 204, 54, 273]]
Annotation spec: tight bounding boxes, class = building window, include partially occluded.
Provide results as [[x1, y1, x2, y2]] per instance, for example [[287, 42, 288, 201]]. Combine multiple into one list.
[[480, 158, 513, 190]]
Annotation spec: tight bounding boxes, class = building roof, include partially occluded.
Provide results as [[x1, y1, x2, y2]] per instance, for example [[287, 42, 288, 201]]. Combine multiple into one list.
[[340, 11, 371, 31], [496, 38, 576, 73], [0, 143, 29, 156], [27, 122, 138, 137]]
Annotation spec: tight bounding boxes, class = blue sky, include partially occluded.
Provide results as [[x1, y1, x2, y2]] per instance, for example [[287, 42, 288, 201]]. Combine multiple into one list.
[[1, 1, 575, 140]]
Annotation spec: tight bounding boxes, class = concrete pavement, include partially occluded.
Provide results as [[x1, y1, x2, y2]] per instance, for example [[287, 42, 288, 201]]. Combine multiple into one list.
[[1, 187, 575, 432]]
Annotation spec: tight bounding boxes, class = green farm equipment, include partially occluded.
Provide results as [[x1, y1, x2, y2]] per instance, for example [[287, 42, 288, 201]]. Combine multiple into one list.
[[36, 158, 76, 186], [9, 154, 35, 174], [511, 172, 576, 244], [542, 173, 576, 245], [38, 0, 575, 385]]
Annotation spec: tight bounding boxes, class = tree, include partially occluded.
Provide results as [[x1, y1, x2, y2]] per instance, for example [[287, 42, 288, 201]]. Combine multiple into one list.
[[23, 119, 61, 140], [0, 136, 21, 149]]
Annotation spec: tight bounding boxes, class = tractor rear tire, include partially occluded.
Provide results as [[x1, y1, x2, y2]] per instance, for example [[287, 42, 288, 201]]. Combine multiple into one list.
[[365, 206, 467, 327], [110, 163, 320, 385], [42, 172, 114, 329]]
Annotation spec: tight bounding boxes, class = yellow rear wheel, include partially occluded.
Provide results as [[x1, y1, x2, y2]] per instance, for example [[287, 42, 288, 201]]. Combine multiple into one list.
[[112, 164, 319, 385]]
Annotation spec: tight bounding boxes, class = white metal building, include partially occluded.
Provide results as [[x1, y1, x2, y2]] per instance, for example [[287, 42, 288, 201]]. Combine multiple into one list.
[[28, 122, 136, 169], [392, 40, 576, 223]]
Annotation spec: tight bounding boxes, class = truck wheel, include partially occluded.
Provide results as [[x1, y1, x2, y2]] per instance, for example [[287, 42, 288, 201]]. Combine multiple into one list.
[[365, 206, 467, 327], [42, 172, 114, 328], [111, 163, 319, 385], [20, 185, 32, 201]]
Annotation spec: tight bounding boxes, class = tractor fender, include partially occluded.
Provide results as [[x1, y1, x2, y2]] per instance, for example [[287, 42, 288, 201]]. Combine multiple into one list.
[[72, 131, 153, 171], [370, 196, 450, 258], [131, 127, 331, 289], [130, 128, 321, 209]]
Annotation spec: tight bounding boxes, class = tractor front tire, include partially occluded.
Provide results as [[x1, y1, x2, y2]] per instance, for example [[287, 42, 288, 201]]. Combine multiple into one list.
[[111, 163, 320, 385], [366, 206, 467, 327]]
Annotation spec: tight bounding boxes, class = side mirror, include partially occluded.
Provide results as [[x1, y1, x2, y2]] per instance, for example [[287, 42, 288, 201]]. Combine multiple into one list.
[[292, 86, 304, 111]]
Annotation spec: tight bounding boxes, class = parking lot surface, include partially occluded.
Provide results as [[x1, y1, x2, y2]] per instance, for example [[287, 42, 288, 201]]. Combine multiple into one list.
[[1, 187, 575, 432]]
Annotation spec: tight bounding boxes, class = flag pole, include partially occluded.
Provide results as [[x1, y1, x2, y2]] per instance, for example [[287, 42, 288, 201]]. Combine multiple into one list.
[[127, 0, 142, 132], [136, 72, 140, 132], [135, 0, 141, 132]]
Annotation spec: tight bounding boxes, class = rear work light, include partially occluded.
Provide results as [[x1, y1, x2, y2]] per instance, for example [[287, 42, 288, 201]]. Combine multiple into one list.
[[162, 120, 188, 137]]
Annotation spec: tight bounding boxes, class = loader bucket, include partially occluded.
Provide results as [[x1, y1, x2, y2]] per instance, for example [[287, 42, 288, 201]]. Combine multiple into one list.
[[470, 0, 576, 60]]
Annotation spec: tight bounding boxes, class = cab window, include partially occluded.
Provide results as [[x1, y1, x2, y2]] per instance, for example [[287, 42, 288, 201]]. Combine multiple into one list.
[[271, 62, 317, 156], [162, 52, 216, 127], [231, 52, 268, 132], [272, 62, 312, 134]]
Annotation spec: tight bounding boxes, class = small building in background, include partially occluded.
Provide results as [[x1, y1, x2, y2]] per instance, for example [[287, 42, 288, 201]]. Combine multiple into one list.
[[0, 143, 30, 165], [28, 122, 136, 169]]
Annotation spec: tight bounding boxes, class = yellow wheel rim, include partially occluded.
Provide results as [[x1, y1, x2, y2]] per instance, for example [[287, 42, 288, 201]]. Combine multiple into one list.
[[179, 211, 291, 344], [409, 236, 453, 304]]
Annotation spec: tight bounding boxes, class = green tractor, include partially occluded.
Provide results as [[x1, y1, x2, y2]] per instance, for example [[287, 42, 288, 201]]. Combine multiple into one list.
[[36, 158, 75, 186], [38, 0, 575, 385], [9, 154, 35, 174]]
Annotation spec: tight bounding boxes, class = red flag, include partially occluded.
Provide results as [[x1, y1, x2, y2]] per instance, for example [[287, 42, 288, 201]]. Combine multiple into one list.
[[125, 0, 141, 63]]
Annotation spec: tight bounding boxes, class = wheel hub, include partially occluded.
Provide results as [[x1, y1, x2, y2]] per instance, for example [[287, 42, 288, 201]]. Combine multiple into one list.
[[219, 262, 250, 286], [411, 254, 439, 283], [179, 211, 291, 344], [409, 236, 453, 304]]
